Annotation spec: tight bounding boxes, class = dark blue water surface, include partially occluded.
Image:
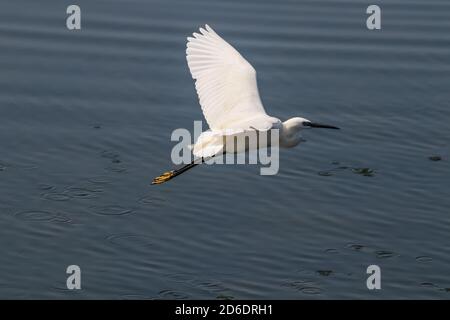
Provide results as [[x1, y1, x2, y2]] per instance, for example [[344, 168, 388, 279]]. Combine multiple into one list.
[[0, 0, 449, 298]]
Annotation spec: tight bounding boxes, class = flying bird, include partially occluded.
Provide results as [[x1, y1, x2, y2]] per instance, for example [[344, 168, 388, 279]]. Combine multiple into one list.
[[152, 25, 339, 185]]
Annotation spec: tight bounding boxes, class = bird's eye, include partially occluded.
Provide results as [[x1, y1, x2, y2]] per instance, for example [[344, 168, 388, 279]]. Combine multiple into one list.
[[303, 122, 312, 127]]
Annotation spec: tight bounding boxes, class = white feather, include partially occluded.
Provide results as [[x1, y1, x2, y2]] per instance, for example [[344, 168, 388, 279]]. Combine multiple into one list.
[[186, 24, 278, 131], [186, 25, 280, 157]]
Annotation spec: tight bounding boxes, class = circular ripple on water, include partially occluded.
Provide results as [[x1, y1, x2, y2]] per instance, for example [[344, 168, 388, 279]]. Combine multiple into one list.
[[375, 250, 398, 259], [157, 290, 189, 300], [42, 192, 72, 202], [37, 184, 55, 191], [90, 205, 134, 216], [106, 234, 153, 248], [87, 176, 111, 184], [346, 243, 366, 251], [14, 210, 71, 224], [282, 280, 323, 295], [64, 187, 100, 199], [138, 195, 166, 206], [415, 256, 433, 263]]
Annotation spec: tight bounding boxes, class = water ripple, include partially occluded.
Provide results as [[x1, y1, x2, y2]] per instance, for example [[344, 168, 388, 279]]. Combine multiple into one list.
[[282, 280, 323, 295], [415, 256, 433, 263], [41, 193, 71, 202], [64, 187, 100, 199], [89, 205, 134, 217], [14, 210, 72, 224], [106, 234, 153, 248], [157, 289, 189, 300]]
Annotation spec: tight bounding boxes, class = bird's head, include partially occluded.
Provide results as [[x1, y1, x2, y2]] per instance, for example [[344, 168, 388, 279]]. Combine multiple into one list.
[[284, 117, 340, 131], [280, 117, 340, 148]]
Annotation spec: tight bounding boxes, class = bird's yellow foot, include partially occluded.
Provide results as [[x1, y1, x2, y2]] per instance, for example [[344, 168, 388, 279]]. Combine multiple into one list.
[[152, 170, 175, 185]]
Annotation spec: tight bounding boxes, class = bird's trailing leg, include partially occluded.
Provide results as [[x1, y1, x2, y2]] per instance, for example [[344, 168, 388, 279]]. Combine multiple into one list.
[[152, 157, 208, 185]]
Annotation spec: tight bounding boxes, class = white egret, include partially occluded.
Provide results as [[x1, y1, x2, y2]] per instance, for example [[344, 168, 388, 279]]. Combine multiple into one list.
[[152, 25, 339, 185]]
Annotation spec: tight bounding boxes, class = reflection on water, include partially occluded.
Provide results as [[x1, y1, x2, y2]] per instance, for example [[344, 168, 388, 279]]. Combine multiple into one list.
[[0, 0, 449, 298]]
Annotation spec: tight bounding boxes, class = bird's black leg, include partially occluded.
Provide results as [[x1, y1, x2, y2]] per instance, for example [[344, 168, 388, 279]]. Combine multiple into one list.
[[152, 151, 227, 185], [152, 157, 207, 185]]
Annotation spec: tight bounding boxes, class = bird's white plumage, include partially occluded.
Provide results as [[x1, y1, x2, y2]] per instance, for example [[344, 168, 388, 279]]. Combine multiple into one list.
[[186, 25, 278, 132], [186, 25, 280, 158], [151, 25, 339, 184]]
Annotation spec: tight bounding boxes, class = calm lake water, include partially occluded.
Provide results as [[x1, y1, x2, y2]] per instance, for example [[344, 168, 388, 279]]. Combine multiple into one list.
[[0, 0, 449, 299]]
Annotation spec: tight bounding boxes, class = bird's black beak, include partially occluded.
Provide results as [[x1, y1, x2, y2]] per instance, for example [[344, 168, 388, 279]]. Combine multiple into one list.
[[306, 122, 340, 130]]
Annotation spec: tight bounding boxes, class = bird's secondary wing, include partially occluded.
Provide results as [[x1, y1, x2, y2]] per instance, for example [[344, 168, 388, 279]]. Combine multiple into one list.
[[186, 25, 271, 131]]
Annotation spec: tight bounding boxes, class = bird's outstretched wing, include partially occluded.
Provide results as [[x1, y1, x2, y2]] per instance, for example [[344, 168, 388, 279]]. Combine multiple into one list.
[[186, 25, 274, 131]]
